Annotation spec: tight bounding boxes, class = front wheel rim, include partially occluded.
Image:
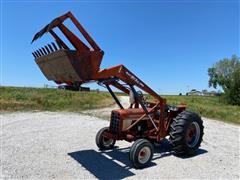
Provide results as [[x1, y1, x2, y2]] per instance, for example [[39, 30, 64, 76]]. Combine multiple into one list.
[[138, 146, 151, 164], [102, 137, 114, 147]]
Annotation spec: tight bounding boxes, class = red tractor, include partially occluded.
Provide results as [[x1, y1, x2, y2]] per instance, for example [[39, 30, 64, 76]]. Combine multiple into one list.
[[32, 12, 204, 169]]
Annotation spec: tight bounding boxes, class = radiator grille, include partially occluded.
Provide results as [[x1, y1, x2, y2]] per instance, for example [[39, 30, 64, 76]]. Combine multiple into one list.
[[110, 111, 120, 133]]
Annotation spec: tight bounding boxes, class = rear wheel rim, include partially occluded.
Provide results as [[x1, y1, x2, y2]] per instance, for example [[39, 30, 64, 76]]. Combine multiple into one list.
[[138, 146, 151, 164], [186, 122, 200, 148]]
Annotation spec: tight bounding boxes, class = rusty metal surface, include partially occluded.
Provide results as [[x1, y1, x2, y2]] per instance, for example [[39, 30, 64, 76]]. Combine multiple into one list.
[[113, 108, 152, 119], [35, 49, 103, 82]]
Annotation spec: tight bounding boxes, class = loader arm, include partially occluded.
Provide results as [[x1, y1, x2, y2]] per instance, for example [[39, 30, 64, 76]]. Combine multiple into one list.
[[95, 65, 166, 104]]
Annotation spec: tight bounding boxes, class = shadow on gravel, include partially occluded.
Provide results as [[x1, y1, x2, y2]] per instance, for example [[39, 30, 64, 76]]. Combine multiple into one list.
[[68, 148, 136, 179], [177, 148, 208, 159], [153, 139, 208, 160], [68, 139, 207, 179]]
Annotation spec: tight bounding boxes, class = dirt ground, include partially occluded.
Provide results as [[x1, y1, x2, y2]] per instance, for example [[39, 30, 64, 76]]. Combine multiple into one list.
[[1, 97, 239, 179]]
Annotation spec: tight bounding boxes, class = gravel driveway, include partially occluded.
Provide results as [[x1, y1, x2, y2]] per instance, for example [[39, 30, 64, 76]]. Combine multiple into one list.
[[1, 111, 239, 179]]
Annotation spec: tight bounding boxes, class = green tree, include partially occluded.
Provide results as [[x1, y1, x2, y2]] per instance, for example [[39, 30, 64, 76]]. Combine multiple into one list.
[[208, 55, 240, 105]]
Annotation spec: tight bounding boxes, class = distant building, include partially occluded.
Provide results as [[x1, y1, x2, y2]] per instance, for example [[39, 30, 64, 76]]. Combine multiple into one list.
[[202, 90, 218, 96], [58, 85, 90, 92], [209, 90, 218, 96], [188, 89, 202, 96], [187, 89, 219, 96], [202, 89, 208, 94]]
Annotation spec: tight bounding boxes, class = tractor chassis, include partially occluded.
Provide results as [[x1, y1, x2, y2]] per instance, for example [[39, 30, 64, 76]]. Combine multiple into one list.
[[99, 78, 185, 143]]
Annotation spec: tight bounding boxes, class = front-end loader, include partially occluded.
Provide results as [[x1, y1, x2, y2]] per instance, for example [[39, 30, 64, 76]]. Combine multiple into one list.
[[31, 12, 204, 169]]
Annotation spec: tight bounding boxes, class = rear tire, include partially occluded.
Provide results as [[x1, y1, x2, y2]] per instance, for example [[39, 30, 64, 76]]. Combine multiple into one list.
[[129, 139, 154, 169], [96, 127, 116, 150], [169, 111, 204, 155]]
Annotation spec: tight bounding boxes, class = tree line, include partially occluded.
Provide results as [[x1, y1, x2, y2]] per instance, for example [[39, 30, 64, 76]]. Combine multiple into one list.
[[208, 55, 240, 105]]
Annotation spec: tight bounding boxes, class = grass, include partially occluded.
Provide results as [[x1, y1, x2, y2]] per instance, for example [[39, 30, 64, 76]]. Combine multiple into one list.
[[0, 86, 114, 112], [162, 95, 240, 125], [0, 86, 239, 125]]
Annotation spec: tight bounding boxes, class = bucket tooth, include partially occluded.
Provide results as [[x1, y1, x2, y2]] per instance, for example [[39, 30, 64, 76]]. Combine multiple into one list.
[[44, 45, 51, 54], [32, 52, 37, 58], [41, 47, 47, 55], [48, 44, 54, 52], [39, 49, 45, 56], [36, 50, 42, 57], [51, 42, 58, 51], [34, 51, 39, 58]]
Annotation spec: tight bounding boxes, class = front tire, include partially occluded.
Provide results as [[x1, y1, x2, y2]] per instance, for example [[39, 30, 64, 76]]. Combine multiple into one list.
[[129, 139, 154, 169], [169, 111, 204, 155], [95, 127, 116, 150]]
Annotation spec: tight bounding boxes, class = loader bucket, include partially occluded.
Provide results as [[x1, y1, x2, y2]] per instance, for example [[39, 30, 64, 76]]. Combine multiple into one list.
[[34, 48, 103, 82], [31, 12, 103, 83]]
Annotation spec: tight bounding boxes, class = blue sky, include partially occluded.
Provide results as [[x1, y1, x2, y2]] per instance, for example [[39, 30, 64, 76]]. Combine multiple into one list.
[[1, 0, 239, 94]]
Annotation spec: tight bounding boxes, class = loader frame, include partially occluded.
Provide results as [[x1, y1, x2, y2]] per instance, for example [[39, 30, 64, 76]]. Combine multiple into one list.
[[32, 11, 185, 143]]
